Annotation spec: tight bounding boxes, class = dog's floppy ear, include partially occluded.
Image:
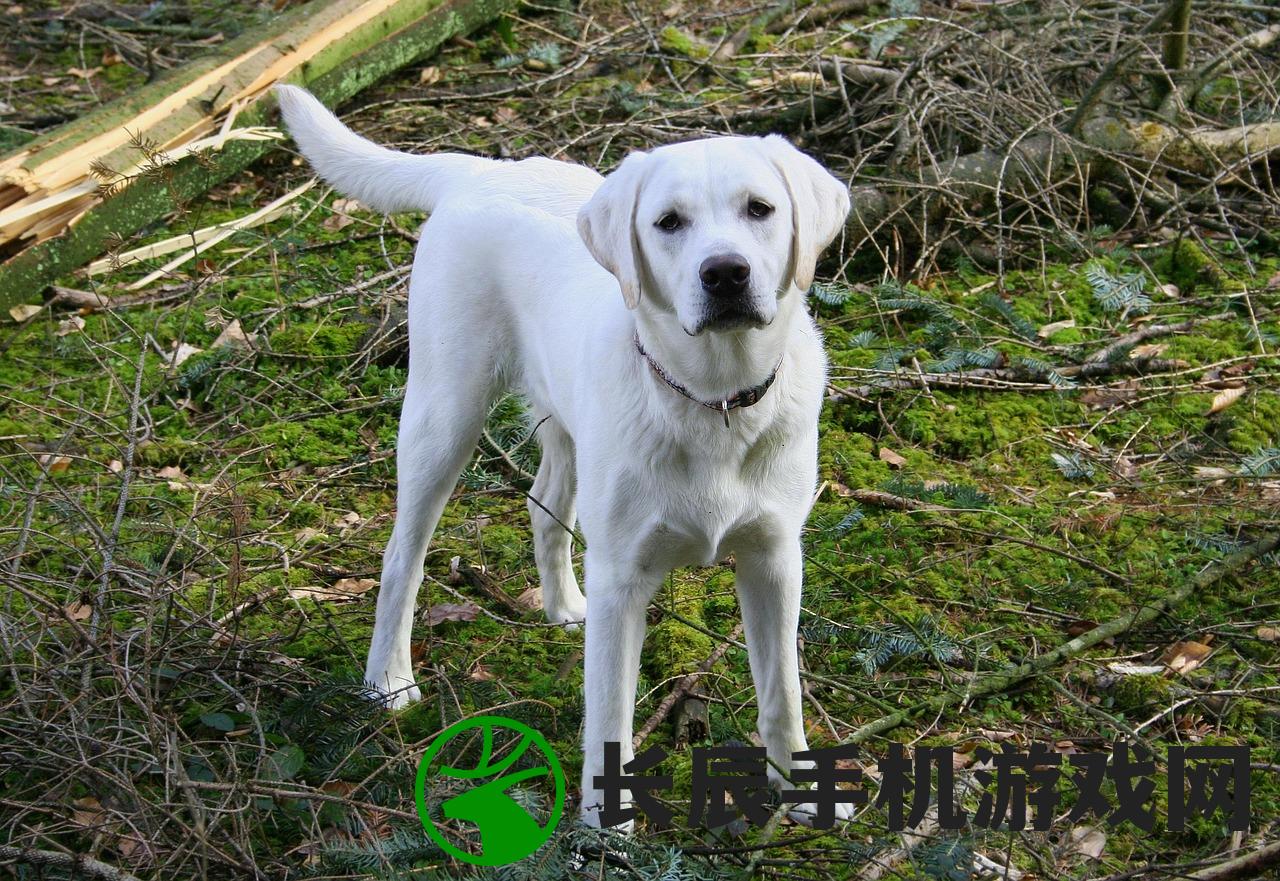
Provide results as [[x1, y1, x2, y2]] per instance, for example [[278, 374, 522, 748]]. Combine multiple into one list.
[[762, 135, 851, 293], [578, 152, 650, 309]]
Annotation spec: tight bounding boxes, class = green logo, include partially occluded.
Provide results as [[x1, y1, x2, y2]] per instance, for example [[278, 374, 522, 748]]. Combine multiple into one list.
[[414, 715, 566, 866]]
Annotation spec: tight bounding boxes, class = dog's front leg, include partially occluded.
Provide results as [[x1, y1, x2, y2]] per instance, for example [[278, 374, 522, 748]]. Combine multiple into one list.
[[736, 537, 851, 826], [579, 551, 661, 830]]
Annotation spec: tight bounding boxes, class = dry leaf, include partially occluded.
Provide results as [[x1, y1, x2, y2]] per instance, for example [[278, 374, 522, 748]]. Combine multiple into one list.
[[157, 465, 185, 480], [1256, 626, 1279, 642], [71, 796, 106, 828], [322, 212, 355, 232], [335, 511, 363, 528], [168, 342, 202, 368], [514, 586, 543, 612], [1080, 381, 1140, 408], [67, 66, 102, 79], [830, 481, 854, 497], [426, 602, 481, 626], [1130, 343, 1167, 359], [107, 459, 123, 473], [41, 454, 72, 474], [1158, 283, 1180, 298], [65, 601, 92, 622], [878, 447, 906, 468], [1207, 386, 1245, 415], [294, 526, 323, 544], [56, 315, 86, 336], [419, 65, 440, 84], [212, 318, 253, 350], [1037, 318, 1075, 338], [289, 577, 377, 603], [1066, 825, 1106, 860], [331, 197, 364, 214], [1161, 639, 1212, 676], [469, 663, 496, 681], [9, 303, 41, 322]]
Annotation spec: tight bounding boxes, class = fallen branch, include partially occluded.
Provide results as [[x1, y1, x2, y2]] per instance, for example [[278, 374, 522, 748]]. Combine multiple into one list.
[[0, 0, 517, 309], [1186, 839, 1280, 881], [634, 622, 742, 749], [0, 845, 144, 881], [844, 532, 1280, 746], [1083, 312, 1236, 364]]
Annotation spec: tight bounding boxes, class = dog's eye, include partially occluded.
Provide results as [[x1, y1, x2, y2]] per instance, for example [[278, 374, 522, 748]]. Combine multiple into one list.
[[747, 199, 774, 219], [655, 212, 684, 232]]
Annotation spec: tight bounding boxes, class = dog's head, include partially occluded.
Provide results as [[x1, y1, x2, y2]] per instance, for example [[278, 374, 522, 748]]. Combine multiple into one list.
[[577, 136, 849, 335]]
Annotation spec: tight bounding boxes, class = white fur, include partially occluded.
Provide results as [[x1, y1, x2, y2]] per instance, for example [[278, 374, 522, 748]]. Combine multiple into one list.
[[275, 85, 851, 827]]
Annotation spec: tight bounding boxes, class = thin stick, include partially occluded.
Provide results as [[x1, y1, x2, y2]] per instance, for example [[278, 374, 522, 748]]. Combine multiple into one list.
[[844, 532, 1279, 746], [634, 623, 742, 749]]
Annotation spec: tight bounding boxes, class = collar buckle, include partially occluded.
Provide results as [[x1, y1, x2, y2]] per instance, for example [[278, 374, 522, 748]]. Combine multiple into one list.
[[634, 333, 783, 428]]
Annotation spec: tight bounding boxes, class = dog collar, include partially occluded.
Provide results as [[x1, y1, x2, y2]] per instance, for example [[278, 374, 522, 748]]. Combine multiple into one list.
[[634, 334, 783, 428]]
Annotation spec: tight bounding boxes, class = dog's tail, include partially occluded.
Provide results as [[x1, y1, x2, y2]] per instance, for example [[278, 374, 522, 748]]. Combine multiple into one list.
[[274, 85, 484, 215]]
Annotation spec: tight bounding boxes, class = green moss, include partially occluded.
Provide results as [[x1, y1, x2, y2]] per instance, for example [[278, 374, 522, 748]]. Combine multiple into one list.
[[1110, 673, 1172, 713], [269, 322, 368, 357], [658, 26, 707, 59], [1151, 239, 1219, 292]]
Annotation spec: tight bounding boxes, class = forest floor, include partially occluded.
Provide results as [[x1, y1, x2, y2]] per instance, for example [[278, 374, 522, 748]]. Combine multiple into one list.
[[2, 0, 1279, 879]]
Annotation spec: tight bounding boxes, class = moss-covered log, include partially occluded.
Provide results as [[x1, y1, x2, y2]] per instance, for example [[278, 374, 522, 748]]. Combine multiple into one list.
[[0, 0, 515, 311]]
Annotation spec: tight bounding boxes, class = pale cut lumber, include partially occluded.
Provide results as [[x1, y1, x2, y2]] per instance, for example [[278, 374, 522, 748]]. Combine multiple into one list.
[[0, 0, 517, 310], [0, 0, 427, 245], [124, 179, 316, 288]]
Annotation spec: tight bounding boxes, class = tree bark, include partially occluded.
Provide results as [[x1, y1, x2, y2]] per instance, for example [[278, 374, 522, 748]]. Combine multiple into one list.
[[0, 0, 516, 310]]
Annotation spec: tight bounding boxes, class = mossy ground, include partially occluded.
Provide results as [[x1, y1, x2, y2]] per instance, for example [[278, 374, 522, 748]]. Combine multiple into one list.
[[2, 1, 1279, 879]]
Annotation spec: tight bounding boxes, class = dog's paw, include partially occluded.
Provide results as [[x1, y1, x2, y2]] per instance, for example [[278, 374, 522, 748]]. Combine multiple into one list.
[[364, 673, 421, 708], [785, 798, 854, 828], [545, 593, 587, 631]]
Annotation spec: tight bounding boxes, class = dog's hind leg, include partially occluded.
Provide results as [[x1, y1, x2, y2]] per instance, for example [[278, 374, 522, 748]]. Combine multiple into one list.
[[365, 353, 496, 708], [527, 418, 586, 628]]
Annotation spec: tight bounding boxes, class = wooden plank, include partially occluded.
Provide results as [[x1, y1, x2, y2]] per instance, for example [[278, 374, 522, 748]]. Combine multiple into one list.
[[0, 0, 515, 309]]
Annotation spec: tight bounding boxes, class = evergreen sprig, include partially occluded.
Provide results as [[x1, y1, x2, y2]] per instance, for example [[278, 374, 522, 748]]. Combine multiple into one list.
[[1085, 262, 1151, 316]]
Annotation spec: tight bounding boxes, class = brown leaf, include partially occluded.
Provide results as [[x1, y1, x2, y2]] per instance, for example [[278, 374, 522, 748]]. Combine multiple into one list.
[[1206, 385, 1246, 415], [9, 303, 41, 322], [289, 577, 377, 603], [156, 465, 185, 480], [41, 454, 72, 474], [334, 511, 363, 529], [56, 315, 86, 336], [1066, 825, 1106, 860], [1256, 626, 1279, 642], [469, 663, 496, 681], [168, 342, 202, 368], [1161, 639, 1213, 676], [65, 601, 92, 622], [878, 446, 906, 468], [212, 318, 253, 350], [419, 65, 441, 85], [322, 213, 355, 232], [67, 66, 102, 79], [71, 796, 106, 829], [426, 602, 481, 626], [514, 586, 542, 612], [1079, 381, 1139, 409]]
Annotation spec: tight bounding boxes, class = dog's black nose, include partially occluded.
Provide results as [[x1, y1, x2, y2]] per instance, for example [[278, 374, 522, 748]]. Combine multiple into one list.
[[699, 254, 751, 297]]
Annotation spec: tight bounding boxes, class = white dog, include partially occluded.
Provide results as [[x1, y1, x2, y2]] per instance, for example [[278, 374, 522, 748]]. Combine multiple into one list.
[[275, 85, 851, 827]]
